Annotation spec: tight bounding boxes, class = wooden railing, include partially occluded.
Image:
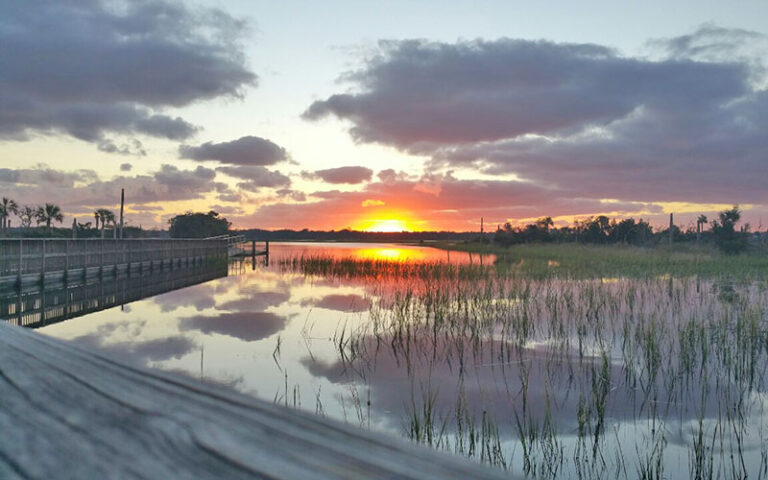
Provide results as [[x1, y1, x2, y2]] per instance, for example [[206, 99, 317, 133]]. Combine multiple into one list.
[[0, 238, 228, 287]]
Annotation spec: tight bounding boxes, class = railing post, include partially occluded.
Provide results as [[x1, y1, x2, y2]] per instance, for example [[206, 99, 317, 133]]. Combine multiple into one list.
[[40, 240, 46, 285], [17, 239, 23, 289], [83, 240, 88, 280], [64, 240, 69, 283]]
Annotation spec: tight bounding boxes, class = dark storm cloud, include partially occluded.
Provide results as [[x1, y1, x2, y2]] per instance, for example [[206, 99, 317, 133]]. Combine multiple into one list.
[[305, 166, 373, 184], [304, 29, 768, 207], [216, 165, 291, 192], [0, 0, 255, 148], [179, 136, 289, 166]]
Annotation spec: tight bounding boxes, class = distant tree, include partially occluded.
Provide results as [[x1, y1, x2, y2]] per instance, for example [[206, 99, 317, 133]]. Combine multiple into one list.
[[609, 218, 653, 245], [36, 203, 64, 232], [94, 209, 115, 238], [577, 216, 611, 244], [711, 206, 747, 254], [696, 214, 708, 243], [0, 197, 19, 235], [18, 205, 36, 229], [168, 210, 230, 238]]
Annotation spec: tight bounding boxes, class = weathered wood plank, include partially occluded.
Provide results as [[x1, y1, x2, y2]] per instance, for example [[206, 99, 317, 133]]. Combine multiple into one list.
[[0, 322, 511, 479]]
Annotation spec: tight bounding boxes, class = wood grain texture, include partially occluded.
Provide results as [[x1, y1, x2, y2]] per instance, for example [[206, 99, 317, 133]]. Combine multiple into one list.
[[0, 322, 512, 480]]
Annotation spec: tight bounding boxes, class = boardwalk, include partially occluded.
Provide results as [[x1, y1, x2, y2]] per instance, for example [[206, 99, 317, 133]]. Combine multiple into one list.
[[0, 321, 511, 479], [0, 238, 228, 288]]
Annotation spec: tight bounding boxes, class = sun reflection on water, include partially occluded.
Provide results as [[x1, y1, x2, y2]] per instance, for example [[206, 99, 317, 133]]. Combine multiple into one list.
[[353, 247, 427, 262]]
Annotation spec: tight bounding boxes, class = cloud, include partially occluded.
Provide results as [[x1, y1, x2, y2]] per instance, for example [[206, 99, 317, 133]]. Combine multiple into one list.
[[180, 312, 288, 341], [0, 166, 97, 188], [0, 0, 255, 149], [248, 173, 652, 230], [303, 30, 768, 209], [180, 136, 289, 166], [98, 139, 146, 156], [302, 293, 371, 312], [651, 23, 768, 63], [216, 165, 291, 192], [153, 284, 217, 313], [305, 166, 373, 184], [0, 163, 222, 221], [119, 163, 133, 172], [70, 330, 198, 365]]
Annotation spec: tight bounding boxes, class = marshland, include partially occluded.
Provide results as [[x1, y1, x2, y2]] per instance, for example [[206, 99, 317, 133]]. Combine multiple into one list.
[[26, 241, 768, 479]]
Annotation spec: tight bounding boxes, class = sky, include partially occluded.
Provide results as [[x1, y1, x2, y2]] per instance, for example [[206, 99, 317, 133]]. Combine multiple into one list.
[[1, 0, 767, 232]]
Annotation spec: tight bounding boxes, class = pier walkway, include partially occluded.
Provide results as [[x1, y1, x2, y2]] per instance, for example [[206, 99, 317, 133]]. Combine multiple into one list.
[[0, 238, 228, 288]]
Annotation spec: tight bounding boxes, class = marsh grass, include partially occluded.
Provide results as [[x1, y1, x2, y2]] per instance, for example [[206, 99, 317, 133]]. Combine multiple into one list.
[[278, 247, 768, 479], [435, 242, 768, 279]]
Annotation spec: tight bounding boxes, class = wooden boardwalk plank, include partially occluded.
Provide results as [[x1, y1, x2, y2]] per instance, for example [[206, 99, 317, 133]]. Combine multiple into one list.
[[0, 323, 512, 480]]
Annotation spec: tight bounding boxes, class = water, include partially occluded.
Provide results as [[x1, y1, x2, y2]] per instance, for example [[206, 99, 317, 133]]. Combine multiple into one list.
[[32, 242, 491, 430], [12, 242, 768, 478]]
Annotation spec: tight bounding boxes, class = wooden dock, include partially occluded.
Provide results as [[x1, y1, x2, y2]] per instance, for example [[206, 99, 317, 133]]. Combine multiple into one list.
[[0, 322, 511, 479], [0, 238, 228, 288]]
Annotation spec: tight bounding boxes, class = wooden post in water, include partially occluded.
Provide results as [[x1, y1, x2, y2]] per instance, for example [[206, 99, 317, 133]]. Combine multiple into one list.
[[265, 240, 269, 257]]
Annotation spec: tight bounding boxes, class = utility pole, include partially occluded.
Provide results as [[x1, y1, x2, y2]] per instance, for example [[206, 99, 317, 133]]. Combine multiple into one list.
[[119, 188, 125, 239], [669, 213, 674, 245], [480, 217, 484, 234]]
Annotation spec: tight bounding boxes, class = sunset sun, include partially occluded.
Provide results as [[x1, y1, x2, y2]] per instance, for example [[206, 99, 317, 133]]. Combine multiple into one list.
[[359, 219, 411, 232]]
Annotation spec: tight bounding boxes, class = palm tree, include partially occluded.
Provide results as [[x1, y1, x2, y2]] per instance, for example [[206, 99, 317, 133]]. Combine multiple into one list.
[[696, 214, 708, 243], [36, 203, 64, 232], [95, 208, 115, 238], [0, 197, 19, 236]]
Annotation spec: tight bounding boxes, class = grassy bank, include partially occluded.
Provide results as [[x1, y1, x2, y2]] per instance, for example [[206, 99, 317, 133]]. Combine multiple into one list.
[[431, 241, 768, 278]]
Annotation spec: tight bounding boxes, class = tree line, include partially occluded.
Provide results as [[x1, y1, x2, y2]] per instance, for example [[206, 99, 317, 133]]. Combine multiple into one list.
[[492, 206, 756, 254], [1, 199, 761, 255], [0, 198, 64, 234], [0, 197, 146, 238]]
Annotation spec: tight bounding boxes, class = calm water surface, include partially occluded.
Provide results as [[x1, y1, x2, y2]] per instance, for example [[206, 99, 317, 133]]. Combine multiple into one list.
[[38, 242, 491, 427], [35, 242, 768, 478]]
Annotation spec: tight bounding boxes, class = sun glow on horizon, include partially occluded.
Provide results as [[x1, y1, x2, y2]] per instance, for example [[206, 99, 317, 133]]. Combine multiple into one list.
[[358, 218, 412, 232]]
